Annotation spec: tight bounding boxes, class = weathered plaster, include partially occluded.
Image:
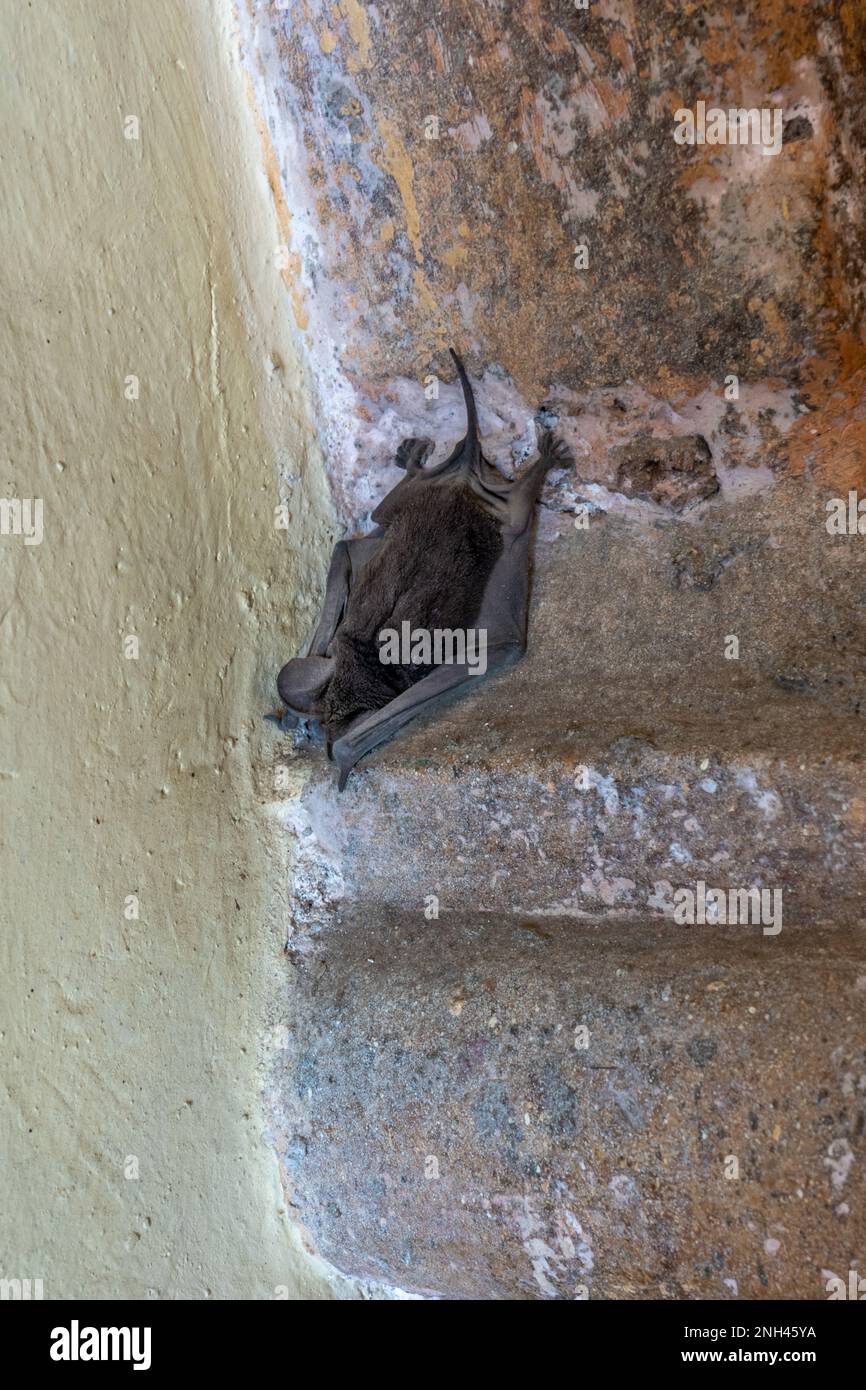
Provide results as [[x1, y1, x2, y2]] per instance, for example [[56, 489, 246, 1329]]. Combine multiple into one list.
[[0, 0, 363, 1300], [238, 0, 866, 529]]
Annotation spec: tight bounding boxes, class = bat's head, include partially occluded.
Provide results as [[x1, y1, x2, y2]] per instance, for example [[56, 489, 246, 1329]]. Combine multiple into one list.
[[277, 655, 333, 717], [317, 636, 404, 745]]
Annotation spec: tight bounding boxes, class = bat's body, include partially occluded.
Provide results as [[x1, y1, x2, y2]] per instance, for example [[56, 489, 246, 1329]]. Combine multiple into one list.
[[277, 350, 571, 788]]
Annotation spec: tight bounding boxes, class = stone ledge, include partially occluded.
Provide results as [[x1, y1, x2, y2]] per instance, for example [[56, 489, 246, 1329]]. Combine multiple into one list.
[[270, 914, 866, 1300]]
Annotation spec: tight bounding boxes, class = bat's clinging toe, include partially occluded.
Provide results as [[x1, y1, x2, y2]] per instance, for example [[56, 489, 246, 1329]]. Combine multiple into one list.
[[395, 436, 434, 471], [538, 429, 574, 472]]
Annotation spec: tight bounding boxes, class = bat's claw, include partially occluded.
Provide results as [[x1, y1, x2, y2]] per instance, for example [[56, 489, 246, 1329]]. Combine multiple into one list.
[[332, 735, 358, 790], [538, 429, 574, 472], [395, 436, 434, 471], [264, 708, 301, 732]]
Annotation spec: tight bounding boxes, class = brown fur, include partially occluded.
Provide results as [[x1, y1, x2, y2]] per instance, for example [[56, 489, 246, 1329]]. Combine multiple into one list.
[[320, 482, 502, 737]]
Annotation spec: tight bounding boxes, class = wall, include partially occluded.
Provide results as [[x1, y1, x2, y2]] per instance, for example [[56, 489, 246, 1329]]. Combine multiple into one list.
[[4, 0, 865, 1305], [0, 0, 353, 1299], [236, 0, 866, 1298], [239, 0, 866, 527]]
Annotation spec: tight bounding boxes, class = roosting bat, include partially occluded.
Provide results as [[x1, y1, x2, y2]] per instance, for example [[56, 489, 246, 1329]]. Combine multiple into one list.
[[276, 350, 572, 789]]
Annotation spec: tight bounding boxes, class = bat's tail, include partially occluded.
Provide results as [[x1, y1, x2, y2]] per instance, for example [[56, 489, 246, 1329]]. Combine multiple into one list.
[[449, 348, 480, 445]]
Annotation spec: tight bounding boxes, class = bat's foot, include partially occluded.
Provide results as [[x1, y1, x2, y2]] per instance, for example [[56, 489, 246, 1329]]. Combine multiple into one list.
[[395, 436, 434, 471], [538, 429, 574, 472], [264, 708, 301, 732]]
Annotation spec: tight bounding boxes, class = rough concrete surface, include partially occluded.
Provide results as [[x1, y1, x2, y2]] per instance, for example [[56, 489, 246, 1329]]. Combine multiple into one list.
[[238, 0, 866, 1301], [275, 483, 866, 924], [274, 913, 866, 1300], [239, 0, 866, 525], [268, 481, 866, 1297]]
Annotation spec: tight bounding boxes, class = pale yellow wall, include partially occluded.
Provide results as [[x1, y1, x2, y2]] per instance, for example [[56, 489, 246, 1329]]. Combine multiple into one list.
[[0, 0, 351, 1299]]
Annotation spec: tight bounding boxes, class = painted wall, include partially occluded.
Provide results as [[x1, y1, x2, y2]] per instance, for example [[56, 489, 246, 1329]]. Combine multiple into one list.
[[0, 0, 354, 1299]]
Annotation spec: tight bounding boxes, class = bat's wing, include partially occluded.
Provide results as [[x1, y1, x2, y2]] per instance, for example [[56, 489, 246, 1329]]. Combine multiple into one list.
[[277, 533, 383, 714], [331, 528, 534, 789]]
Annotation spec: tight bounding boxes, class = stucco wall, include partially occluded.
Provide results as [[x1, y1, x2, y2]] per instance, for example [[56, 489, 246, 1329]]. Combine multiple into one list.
[[0, 0, 350, 1299]]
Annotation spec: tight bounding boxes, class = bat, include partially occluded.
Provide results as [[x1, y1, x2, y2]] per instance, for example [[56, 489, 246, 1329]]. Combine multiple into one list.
[[276, 349, 572, 789]]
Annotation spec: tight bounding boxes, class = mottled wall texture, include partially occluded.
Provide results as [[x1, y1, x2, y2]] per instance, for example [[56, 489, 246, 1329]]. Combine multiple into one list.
[[240, 0, 866, 523], [241, 2, 866, 1300]]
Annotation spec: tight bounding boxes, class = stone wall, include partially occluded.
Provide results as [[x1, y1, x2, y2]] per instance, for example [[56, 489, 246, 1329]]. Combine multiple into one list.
[[240, 0, 866, 523]]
